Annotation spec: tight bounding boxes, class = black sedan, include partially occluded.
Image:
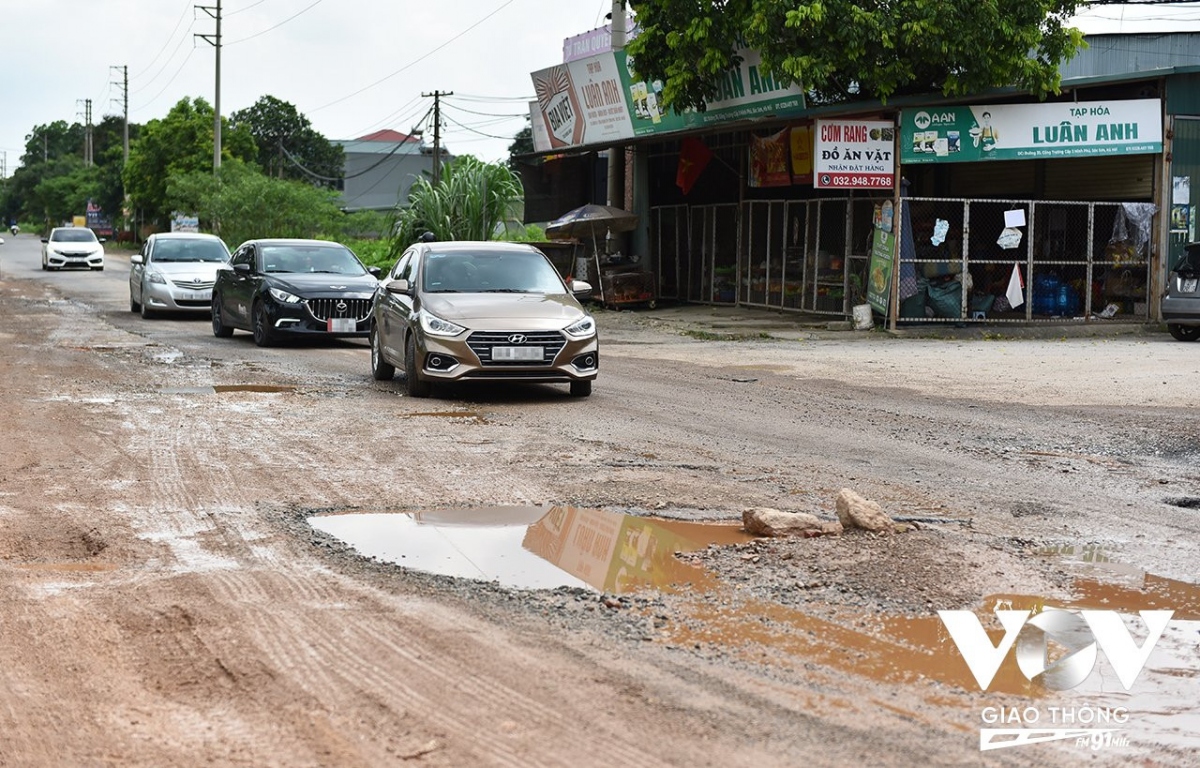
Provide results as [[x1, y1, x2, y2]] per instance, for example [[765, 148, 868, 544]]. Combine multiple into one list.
[[212, 238, 382, 346]]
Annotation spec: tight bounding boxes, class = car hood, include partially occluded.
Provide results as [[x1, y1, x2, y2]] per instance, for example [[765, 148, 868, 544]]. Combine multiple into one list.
[[150, 262, 226, 280], [421, 293, 588, 330], [47, 242, 103, 254], [271, 272, 380, 298]]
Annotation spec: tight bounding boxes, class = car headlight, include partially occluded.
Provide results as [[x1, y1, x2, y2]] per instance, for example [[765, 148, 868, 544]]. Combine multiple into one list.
[[147, 271, 167, 284], [269, 287, 302, 304], [563, 315, 596, 339], [419, 310, 466, 337]]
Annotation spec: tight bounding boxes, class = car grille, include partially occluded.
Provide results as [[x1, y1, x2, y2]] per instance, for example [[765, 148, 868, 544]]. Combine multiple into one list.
[[306, 298, 372, 322], [467, 330, 567, 366], [171, 278, 216, 290]]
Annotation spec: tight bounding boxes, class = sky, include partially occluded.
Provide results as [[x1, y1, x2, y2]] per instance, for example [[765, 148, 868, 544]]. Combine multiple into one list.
[[0, 0, 620, 174], [2, 1, 1198, 178]]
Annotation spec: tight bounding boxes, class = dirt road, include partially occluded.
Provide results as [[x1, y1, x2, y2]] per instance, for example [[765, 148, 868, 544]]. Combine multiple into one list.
[[1, 237, 1197, 766]]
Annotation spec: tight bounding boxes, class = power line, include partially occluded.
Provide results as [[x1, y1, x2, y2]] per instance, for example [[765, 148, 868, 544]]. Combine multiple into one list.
[[132, 0, 192, 79], [307, 0, 517, 114], [132, 47, 196, 114], [225, 0, 326, 45], [226, 0, 271, 16]]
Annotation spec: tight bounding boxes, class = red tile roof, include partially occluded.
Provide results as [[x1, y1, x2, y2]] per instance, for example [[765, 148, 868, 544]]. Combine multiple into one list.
[[356, 129, 418, 143]]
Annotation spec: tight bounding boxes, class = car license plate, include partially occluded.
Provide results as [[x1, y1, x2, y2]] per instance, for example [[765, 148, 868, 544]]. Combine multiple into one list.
[[1183, 278, 1198, 293], [327, 318, 356, 332], [492, 346, 543, 362]]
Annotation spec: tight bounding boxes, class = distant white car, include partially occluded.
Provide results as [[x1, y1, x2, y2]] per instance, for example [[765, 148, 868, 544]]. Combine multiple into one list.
[[130, 232, 232, 319], [41, 226, 106, 271]]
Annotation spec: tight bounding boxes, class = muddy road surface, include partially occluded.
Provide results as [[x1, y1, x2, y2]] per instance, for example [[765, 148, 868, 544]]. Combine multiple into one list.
[[1, 236, 1197, 767]]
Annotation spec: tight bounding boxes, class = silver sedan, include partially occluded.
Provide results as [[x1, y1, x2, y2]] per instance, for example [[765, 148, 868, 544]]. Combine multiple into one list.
[[130, 232, 231, 319]]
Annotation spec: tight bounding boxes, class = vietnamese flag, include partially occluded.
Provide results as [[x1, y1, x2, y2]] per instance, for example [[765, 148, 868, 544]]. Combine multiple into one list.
[[676, 137, 713, 195]]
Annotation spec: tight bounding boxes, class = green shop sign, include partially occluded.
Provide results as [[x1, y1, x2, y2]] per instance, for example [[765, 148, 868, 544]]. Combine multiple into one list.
[[900, 99, 1162, 164]]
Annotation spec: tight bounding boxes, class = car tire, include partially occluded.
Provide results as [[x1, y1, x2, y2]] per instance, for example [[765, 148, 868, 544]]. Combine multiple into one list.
[[570, 379, 593, 398], [93, 266, 104, 271], [130, 295, 140, 313], [41, 261, 48, 271], [1168, 323, 1200, 342], [252, 301, 274, 347], [140, 297, 155, 319], [211, 295, 234, 338], [404, 334, 431, 398], [370, 324, 395, 380]]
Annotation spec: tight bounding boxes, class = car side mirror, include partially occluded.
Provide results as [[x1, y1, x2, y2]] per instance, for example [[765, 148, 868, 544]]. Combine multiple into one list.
[[41, 237, 48, 243], [386, 278, 412, 296], [570, 279, 593, 299], [233, 263, 252, 274], [130, 254, 144, 265], [98, 238, 107, 243]]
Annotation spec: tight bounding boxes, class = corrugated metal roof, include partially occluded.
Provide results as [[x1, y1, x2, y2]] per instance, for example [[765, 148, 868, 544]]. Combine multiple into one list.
[[1062, 33, 1200, 79]]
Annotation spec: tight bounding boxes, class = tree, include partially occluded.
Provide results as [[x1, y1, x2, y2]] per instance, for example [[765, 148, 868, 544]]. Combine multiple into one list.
[[124, 97, 256, 228], [626, 1, 1087, 110], [389, 156, 524, 253], [167, 160, 344, 248], [507, 125, 534, 170], [229, 95, 344, 188]]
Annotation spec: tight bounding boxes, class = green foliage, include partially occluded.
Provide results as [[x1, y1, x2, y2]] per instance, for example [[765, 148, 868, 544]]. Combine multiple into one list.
[[342, 238, 394, 271], [124, 97, 257, 228], [388, 156, 524, 257], [627, 0, 1086, 109], [167, 160, 343, 249], [229, 95, 344, 188]]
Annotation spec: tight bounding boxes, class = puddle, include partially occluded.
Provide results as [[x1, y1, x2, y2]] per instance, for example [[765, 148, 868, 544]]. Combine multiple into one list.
[[159, 385, 296, 395], [308, 505, 751, 593]]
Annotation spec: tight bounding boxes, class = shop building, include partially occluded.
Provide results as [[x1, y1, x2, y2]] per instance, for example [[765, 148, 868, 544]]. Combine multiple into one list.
[[523, 29, 1200, 327]]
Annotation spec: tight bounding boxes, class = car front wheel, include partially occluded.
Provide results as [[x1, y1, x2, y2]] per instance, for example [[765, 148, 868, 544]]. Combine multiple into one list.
[[404, 335, 431, 398], [211, 295, 234, 338], [252, 302, 275, 347], [570, 380, 593, 398], [1168, 323, 1200, 342], [370, 324, 396, 380]]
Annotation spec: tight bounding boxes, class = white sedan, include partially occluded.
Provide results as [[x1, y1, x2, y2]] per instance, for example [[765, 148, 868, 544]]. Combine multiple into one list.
[[41, 227, 106, 271], [129, 232, 232, 319]]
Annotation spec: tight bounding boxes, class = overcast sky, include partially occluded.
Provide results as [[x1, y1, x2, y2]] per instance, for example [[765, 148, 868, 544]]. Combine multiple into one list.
[[2, 1, 1197, 177]]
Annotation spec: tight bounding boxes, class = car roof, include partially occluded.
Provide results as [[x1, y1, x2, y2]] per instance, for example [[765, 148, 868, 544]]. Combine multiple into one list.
[[242, 238, 348, 248], [151, 232, 224, 240], [418, 241, 542, 254]]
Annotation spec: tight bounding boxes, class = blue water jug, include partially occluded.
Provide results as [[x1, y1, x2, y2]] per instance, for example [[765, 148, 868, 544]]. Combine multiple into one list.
[[1057, 284, 1079, 316], [1032, 274, 1060, 315]]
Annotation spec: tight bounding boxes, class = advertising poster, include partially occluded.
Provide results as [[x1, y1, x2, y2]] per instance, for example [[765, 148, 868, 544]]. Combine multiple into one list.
[[867, 226, 896, 315], [900, 99, 1163, 164], [790, 124, 813, 185], [531, 56, 635, 150], [748, 128, 792, 188], [813, 119, 896, 189]]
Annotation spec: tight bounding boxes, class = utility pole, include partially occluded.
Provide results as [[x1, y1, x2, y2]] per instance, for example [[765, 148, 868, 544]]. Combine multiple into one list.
[[111, 65, 129, 165], [77, 99, 93, 166], [606, 1, 627, 215], [197, 0, 222, 171], [422, 90, 453, 186]]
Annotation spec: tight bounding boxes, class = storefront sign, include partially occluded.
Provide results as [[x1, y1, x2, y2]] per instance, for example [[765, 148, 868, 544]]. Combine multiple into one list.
[[814, 119, 896, 189], [868, 226, 896, 315], [532, 56, 635, 150], [900, 99, 1162, 164], [530, 47, 807, 151]]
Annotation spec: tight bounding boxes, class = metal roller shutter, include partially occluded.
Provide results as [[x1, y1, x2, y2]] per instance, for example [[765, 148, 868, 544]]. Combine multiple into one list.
[[1042, 156, 1155, 201], [948, 160, 1037, 197]]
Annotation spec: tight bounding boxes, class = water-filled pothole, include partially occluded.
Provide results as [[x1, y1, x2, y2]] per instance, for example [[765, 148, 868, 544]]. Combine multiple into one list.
[[159, 384, 296, 395], [308, 505, 752, 593]]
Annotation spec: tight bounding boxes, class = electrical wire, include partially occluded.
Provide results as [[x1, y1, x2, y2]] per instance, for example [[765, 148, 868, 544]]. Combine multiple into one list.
[[226, 0, 272, 17], [131, 0, 192, 79], [307, 0, 517, 114], [281, 104, 435, 182], [131, 21, 195, 95], [441, 101, 529, 118], [132, 48, 197, 115], [442, 114, 523, 141], [225, 0, 327, 45]]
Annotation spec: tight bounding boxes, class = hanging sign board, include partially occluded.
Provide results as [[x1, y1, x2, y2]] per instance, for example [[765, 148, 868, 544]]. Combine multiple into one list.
[[900, 99, 1162, 164], [813, 119, 896, 189]]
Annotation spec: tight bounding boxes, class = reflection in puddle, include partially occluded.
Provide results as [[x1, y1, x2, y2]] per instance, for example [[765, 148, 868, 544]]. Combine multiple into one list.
[[308, 505, 750, 593]]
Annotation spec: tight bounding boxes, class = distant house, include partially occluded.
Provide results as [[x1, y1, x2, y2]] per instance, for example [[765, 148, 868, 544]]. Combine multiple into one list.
[[335, 129, 453, 212]]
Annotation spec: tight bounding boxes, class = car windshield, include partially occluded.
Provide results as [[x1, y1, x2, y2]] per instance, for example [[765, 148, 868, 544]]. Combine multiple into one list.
[[152, 239, 229, 263], [422, 250, 565, 294], [52, 229, 98, 243], [260, 244, 367, 275]]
